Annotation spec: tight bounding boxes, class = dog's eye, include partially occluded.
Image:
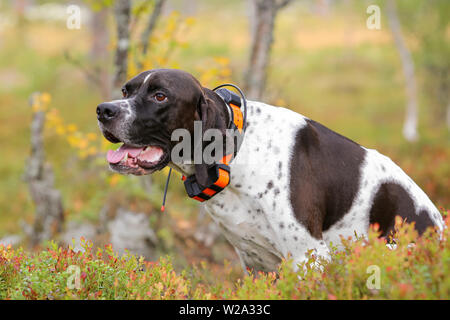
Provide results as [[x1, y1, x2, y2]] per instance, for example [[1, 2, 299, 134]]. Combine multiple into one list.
[[154, 93, 167, 102]]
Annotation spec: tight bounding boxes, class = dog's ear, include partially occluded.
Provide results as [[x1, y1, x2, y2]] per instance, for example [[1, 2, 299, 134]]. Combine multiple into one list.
[[197, 94, 217, 134], [194, 92, 225, 188]]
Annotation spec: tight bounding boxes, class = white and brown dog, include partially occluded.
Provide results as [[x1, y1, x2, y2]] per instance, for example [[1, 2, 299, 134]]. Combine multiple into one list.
[[97, 69, 444, 272]]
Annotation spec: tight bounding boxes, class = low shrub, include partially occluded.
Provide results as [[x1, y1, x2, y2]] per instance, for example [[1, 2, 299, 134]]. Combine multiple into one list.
[[1, 213, 448, 300]]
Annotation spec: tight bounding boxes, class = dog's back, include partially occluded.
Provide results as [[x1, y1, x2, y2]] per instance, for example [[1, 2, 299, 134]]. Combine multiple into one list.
[[205, 100, 444, 271]]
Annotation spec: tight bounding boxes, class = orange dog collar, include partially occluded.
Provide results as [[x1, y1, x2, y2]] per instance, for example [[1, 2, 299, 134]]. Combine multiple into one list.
[[183, 87, 246, 202]]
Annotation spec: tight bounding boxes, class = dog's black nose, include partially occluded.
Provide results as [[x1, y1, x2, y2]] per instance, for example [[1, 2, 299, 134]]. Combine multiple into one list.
[[97, 102, 119, 122]]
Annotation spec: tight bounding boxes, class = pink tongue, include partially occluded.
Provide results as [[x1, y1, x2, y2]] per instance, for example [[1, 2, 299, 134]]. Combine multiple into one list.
[[138, 146, 164, 163], [106, 145, 144, 164]]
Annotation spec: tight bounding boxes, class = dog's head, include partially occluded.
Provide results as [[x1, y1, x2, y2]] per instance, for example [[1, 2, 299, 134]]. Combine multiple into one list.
[[96, 69, 229, 183]]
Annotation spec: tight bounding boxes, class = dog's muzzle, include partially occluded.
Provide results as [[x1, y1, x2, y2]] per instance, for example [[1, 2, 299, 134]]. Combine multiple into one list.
[[96, 100, 170, 176], [97, 102, 120, 123]]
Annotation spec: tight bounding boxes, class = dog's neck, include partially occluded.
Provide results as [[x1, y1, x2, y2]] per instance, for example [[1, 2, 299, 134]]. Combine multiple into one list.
[[168, 88, 231, 177]]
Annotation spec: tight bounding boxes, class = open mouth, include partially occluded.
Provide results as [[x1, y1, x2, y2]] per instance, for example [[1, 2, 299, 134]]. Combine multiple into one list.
[[106, 144, 169, 175]]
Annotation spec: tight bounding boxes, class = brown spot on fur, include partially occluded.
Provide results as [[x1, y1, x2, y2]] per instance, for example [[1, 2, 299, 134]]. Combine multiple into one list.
[[289, 120, 366, 239], [369, 182, 435, 236]]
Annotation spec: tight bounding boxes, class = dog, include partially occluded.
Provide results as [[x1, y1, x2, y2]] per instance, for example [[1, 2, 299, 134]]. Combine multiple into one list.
[[97, 69, 444, 272]]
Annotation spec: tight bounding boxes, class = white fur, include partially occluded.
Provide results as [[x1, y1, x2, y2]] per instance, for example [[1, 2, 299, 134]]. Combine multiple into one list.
[[143, 73, 152, 84], [100, 98, 136, 145], [323, 148, 444, 247], [171, 100, 444, 272], [184, 101, 330, 271]]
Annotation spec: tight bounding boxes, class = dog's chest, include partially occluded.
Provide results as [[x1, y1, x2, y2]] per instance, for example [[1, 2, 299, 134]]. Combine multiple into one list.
[[203, 101, 308, 271]]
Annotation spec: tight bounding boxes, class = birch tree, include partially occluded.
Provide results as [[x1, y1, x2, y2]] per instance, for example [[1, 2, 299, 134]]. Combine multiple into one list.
[[113, 0, 131, 99], [25, 93, 64, 246], [386, 0, 419, 142], [245, 0, 293, 100]]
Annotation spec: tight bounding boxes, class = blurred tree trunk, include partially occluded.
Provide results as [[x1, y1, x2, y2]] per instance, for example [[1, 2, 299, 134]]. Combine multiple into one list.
[[315, 0, 331, 16], [90, 8, 111, 100], [114, 0, 155, 194], [386, 0, 419, 142], [140, 0, 166, 58], [245, 0, 293, 100], [113, 0, 131, 99], [25, 93, 64, 247]]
